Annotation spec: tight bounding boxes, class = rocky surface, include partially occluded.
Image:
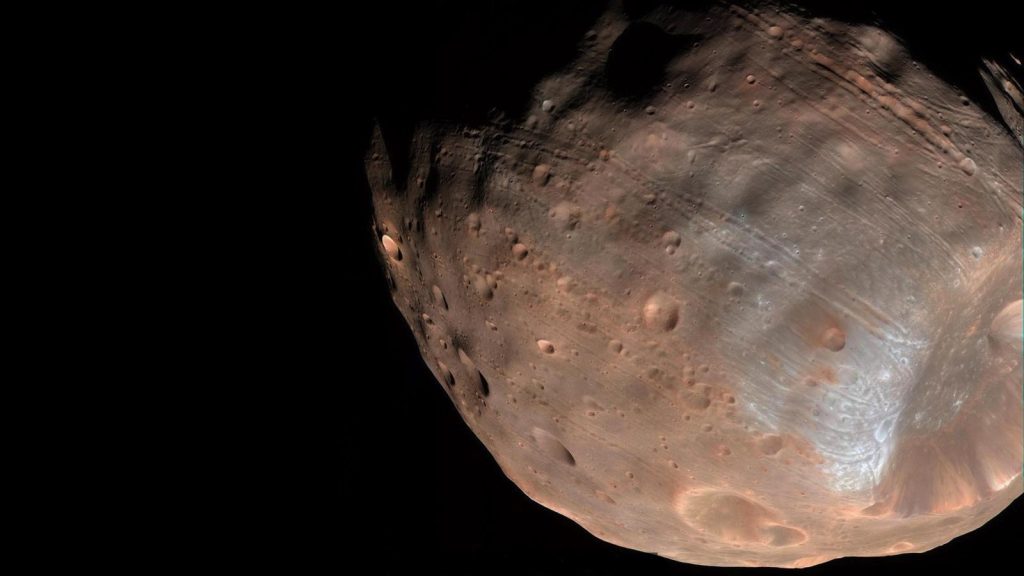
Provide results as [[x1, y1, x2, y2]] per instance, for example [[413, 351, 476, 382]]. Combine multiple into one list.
[[364, 2, 1022, 567]]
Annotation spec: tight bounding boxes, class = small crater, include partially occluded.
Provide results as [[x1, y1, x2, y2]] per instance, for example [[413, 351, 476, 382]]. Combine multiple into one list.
[[681, 391, 711, 411], [432, 285, 447, 310], [643, 292, 680, 331], [437, 361, 454, 387], [889, 541, 914, 552], [381, 234, 402, 261], [533, 164, 552, 186], [765, 525, 807, 547], [512, 243, 529, 260], [478, 372, 490, 397], [662, 230, 682, 248], [473, 275, 494, 300], [958, 157, 977, 176], [821, 327, 846, 352], [532, 427, 575, 466], [466, 213, 481, 236], [458, 348, 490, 397], [549, 202, 581, 231], [582, 395, 605, 413], [759, 435, 784, 456], [990, 299, 1022, 351]]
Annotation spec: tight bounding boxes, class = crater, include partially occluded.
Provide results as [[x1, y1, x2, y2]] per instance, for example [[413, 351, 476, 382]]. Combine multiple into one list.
[[643, 292, 680, 331], [759, 435, 784, 456], [458, 348, 490, 397], [532, 427, 576, 466], [682, 493, 774, 543], [679, 492, 805, 547]]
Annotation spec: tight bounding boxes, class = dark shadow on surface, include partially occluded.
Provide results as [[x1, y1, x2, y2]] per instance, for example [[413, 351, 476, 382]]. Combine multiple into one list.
[[605, 22, 700, 100], [365, 0, 607, 190]]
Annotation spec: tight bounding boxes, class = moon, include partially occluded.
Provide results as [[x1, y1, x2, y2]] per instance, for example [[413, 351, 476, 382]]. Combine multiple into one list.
[[364, 2, 1022, 568]]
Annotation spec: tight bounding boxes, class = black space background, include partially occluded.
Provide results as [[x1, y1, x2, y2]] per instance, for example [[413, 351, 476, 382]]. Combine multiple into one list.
[[343, 2, 1022, 573]]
